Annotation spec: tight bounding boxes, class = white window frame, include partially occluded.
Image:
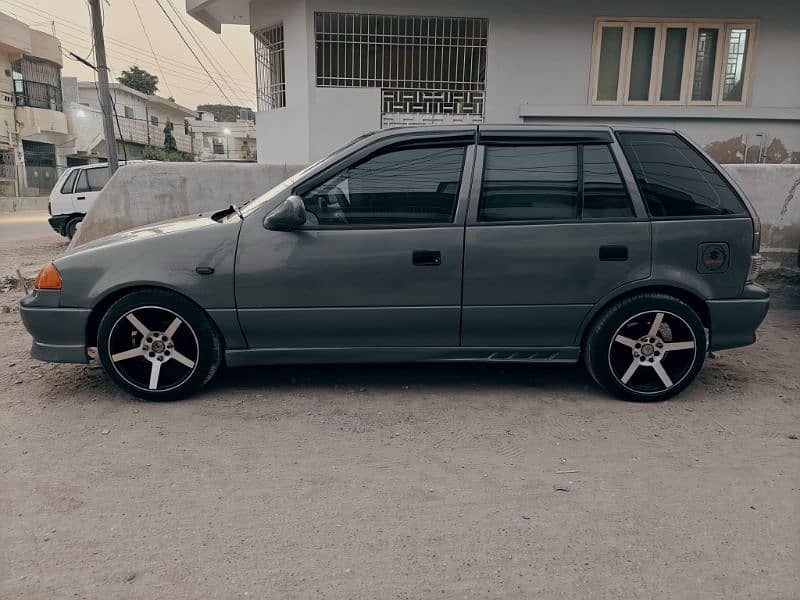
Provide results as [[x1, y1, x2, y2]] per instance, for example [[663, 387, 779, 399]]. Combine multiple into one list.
[[589, 18, 757, 107], [653, 22, 694, 105], [718, 22, 757, 106]]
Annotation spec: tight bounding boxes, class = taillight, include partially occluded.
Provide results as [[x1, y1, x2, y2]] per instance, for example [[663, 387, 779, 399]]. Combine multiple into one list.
[[34, 262, 62, 290], [746, 254, 762, 284]]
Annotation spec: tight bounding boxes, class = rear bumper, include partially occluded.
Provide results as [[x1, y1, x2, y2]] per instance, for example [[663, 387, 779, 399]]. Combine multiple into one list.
[[19, 292, 90, 364], [48, 213, 81, 236], [707, 284, 770, 351]]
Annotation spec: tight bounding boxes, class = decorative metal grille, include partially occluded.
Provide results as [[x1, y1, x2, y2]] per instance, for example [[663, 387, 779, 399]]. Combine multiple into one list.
[[382, 89, 484, 115], [314, 12, 488, 104], [12, 56, 63, 111], [255, 23, 286, 111]]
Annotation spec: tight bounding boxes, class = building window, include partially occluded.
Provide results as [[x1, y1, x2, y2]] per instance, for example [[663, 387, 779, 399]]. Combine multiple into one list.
[[123, 105, 134, 119], [590, 19, 756, 106], [11, 56, 63, 111], [150, 115, 159, 126], [314, 12, 488, 117], [254, 23, 286, 111]]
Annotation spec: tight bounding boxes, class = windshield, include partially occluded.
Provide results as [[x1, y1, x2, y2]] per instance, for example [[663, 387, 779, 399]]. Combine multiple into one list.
[[239, 131, 379, 217]]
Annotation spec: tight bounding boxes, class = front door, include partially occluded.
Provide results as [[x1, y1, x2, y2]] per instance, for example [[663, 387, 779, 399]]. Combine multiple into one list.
[[462, 136, 652, 348], [235, 139, 474, 350]]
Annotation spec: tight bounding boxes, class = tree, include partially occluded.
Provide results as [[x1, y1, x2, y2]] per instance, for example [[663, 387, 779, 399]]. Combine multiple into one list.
[[118, 66, 158, 95], [163, 120, 178, 152]]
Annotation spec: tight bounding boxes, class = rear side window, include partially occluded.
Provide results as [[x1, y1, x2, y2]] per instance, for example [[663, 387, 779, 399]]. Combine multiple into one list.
[[302, 144, 465, 226], [478, 144, 634, 221], [60, 170, 78, 194], [479, 146, 579, 221], [75, 167, 110, 193], [583, 145, 633, 219], [617, 132, 746, 217]]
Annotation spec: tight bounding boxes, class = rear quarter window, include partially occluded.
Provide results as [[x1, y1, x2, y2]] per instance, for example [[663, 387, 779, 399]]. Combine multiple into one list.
[[616, 132, 746, 217]]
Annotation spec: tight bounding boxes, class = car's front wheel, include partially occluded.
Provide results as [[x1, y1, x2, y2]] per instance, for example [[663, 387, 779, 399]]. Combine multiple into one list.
[[96, 289, 222, 400], [584, 293, 707, 401]]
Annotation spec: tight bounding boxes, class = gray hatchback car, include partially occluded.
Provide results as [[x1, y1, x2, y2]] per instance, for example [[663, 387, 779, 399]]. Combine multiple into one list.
[[20, 125, 769, 401]]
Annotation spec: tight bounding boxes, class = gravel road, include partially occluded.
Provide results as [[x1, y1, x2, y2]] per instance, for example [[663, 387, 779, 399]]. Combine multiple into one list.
[[1, 233, 798, 599]]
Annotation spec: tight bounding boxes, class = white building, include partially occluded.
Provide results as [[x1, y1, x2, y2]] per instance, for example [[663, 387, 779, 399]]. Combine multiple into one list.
[[62, 78, 198, 163], [186, 0, 800, 167], [0, 11, 69, 195], [191, 109, 257, 160]]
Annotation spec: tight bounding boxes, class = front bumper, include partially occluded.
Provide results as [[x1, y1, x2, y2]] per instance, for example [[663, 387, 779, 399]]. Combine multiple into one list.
[[707, 284, 770, 351], [19, 290, 90, 364]]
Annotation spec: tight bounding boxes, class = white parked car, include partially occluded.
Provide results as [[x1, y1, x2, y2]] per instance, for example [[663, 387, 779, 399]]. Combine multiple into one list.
[[48, 161, 147, 239]]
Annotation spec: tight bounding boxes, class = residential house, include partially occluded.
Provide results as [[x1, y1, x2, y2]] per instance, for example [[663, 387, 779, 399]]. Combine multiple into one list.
[[0, 11, 69, 195], [62, 78, 198, 163], [186, 0, 799, 166], [191, 109, 257, 160]]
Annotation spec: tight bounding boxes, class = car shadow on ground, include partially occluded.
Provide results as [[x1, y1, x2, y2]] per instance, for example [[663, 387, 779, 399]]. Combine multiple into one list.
[[206, 361, 600, 398]]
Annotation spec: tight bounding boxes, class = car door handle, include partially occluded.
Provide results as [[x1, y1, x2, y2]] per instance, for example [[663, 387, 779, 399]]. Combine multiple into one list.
[[413, 250, 441, 266], [599, 245, 628, 261], [76, 196, 86, 201]]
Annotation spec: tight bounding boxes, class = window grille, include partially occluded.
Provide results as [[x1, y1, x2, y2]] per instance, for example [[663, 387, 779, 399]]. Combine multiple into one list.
[[255, 23, 286, 111], [11, 56, 63, 111], [314, 12, 487, 115]]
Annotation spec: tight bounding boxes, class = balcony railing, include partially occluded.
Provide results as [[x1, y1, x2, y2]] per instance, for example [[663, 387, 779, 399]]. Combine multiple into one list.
[[114, 116, 194, 154]]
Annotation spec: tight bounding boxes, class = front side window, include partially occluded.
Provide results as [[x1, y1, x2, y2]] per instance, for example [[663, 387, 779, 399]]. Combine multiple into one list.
[[617, 132, 746, 217], [302, 145, 466, 226], [591, 19, 755, 106], [479, 146, 579, 221]]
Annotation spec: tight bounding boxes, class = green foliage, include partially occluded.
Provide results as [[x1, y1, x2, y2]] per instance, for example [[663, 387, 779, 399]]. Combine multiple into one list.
[[118, 66, 158, 95], [142, 145, 193, 162], [163, 120, 178, 152]]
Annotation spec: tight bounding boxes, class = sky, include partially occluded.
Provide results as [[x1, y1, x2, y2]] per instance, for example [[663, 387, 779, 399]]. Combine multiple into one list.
[[1, 0, 255, 110]]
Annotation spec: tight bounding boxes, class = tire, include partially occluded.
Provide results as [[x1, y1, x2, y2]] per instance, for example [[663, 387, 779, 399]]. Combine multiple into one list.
[[96, 289, 222, 401], [65, 217, 82, 240], [584, 293, 707, 402]]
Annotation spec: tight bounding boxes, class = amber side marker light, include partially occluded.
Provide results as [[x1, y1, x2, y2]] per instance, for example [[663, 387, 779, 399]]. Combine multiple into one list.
[[34, 262, 62, 290]]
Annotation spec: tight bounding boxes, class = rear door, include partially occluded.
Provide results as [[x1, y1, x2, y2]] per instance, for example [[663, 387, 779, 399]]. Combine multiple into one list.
[[72, 165, 110, 214], [461, 129, 652, 348], [50, 167, 79, 215]]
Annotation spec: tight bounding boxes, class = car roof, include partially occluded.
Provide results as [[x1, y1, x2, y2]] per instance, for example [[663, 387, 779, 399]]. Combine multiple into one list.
[[364, 123, 678, 143]]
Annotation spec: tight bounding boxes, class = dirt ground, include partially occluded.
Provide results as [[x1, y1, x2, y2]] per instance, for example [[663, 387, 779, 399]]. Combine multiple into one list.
[[1, 232, 798, 599]]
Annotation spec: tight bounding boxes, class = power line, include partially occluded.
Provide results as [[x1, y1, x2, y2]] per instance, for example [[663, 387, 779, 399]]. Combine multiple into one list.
[[153, 0, 234, 105], [132, 0, 173, 98], [0, 0, 253, 94], [164, 0, 252, 100]]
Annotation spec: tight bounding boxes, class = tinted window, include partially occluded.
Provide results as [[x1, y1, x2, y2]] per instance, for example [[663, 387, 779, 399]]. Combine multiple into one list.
[[60, 169, 78, 194], [75, 167, 110, 193], [617, 132, 746, 217], [479, 146, 579, 221], [303, 145, 465, 226], [583, 145, 633, 218]]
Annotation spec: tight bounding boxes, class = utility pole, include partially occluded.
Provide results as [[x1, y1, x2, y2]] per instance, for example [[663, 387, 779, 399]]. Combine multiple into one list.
[[88, 0, 119, 174]]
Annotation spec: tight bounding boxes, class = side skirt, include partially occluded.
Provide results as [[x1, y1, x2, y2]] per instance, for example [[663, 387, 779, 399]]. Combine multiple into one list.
[[224, 346, 581, 367]]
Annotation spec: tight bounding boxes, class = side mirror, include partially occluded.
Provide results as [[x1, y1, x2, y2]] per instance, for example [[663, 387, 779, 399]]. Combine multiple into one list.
[[265, 195, 306, 231]]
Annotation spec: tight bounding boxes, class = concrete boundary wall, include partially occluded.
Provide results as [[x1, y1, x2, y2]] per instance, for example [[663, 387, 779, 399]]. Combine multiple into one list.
[[71, 162, 303, 247], [71, 161, 799, 272], [723, 164, 800, 271]]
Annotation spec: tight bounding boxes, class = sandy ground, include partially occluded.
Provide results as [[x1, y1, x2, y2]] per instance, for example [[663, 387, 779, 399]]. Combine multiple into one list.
[[1, 231, 798, 599]]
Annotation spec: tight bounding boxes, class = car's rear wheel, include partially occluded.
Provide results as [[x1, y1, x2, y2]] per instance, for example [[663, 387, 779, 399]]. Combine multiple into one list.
[[584, 293, 707, 401], [96, 289, 222, 400]]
